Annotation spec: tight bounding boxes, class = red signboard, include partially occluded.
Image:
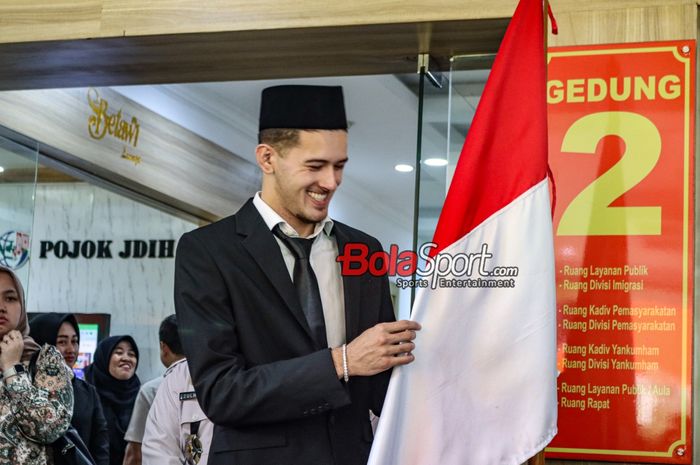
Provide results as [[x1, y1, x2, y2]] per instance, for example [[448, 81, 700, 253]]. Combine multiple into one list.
[[545, 41, 695, 463]]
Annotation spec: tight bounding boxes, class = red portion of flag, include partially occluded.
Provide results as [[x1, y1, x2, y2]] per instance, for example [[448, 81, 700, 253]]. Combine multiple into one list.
[[431, 0, 548, 256]]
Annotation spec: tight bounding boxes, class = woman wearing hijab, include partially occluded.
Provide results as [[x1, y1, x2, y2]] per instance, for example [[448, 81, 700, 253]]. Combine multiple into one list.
[[84, 335, 140, 465], [0, 266, 73, 464], [30, 313, 110, 465]]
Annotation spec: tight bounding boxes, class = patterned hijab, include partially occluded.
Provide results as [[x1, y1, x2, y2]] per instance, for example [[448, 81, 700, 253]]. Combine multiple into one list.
[[0, 266, 41, 363]]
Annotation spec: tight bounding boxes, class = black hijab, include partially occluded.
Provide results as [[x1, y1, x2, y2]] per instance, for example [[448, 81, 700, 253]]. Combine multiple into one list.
[[84, 335, 141, 431], [29, 312, 80, 347]]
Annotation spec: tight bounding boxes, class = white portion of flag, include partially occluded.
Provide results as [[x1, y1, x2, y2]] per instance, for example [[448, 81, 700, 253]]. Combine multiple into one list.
[[368, 178, 557, 465]]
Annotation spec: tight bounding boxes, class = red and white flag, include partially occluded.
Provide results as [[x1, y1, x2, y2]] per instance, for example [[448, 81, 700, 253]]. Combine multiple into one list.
[[368, 0, 557, 463]]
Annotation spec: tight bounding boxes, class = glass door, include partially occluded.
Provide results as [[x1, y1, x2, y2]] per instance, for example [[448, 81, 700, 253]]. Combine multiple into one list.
[[410, 54, 492, 307], [0, 134, 38, 287]]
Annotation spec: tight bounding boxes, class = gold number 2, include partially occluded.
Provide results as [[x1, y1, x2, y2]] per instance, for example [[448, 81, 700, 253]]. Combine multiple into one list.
[[557, 111, 662, 236]]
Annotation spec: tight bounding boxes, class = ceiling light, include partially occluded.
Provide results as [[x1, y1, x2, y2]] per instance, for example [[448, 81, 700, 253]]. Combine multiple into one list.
[[394, 164, 414, 173], [424, 158, 448, 167], [0, 166, 4, 173]]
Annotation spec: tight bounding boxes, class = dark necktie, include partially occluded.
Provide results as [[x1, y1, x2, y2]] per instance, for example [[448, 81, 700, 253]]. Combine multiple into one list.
[[273, 225, 328, 349]]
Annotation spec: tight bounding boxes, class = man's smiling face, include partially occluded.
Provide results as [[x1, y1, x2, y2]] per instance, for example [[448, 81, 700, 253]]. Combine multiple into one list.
[[262, 129, 348, 236]]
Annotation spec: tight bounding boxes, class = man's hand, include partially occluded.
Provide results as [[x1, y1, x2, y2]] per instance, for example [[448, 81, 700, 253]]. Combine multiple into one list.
[[0, 330, 24, 372], [332, 320, 421, 378]]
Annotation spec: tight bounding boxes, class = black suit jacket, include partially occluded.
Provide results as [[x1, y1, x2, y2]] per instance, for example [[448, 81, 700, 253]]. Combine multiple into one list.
[[175, 199, 396, 465]]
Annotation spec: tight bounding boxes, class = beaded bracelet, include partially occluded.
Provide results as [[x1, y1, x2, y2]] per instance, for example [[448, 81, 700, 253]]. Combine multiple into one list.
[[341, 343, 349, 383]]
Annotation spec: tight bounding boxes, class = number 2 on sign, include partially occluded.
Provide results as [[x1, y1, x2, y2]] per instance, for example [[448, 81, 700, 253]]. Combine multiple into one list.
[[556, 111, 662, 236]]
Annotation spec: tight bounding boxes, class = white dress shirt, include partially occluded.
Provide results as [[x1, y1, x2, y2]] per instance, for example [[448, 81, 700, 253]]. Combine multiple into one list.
[[142, 359, 213, 465], [124, 376, 162, 443], [253, 192, 346, 348]]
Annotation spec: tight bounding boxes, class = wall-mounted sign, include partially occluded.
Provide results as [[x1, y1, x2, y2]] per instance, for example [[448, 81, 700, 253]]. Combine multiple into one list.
[[87, 88, 143, 165], [87, 88, 140, 147], [38, 239, 175, 259], [545, 41, 695, 463], [0, 231, 30, 269]]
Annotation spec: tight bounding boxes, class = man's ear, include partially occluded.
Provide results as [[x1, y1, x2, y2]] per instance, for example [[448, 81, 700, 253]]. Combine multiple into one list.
[[160, 341, 170, 355], [256, 144, 275, 174]]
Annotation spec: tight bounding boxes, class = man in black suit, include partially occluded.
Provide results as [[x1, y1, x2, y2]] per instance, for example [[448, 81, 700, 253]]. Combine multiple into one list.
[[175, 85, 420, 465]]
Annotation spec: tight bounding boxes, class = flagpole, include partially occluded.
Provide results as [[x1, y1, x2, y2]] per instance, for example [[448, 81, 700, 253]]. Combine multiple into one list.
[[410, 59, 427, 309], [527, 451, 546, 465], [527, 2, 550, 464]]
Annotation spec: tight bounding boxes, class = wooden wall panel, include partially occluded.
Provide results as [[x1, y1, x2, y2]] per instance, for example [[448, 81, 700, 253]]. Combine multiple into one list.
[[549, 3, 697, 47], [0, 0, 102, 43], [0, 88, 260, 220], [0, 19, 508, 91], [0, 0, 693, 44], [0, 2, 694, 91]]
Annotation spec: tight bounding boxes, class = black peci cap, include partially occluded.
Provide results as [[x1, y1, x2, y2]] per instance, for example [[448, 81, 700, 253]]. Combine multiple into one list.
[[259, 85, 347, 131]]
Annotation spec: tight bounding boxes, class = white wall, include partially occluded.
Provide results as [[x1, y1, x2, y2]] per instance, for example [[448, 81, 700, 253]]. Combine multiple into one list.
[[26, 183, 198, 381]]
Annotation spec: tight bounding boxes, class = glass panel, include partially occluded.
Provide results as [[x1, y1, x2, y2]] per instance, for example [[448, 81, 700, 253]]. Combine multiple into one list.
[[416, 67, 451, 250], [26, 174, 199, 380], [394, 64, 450, 308], [447, 56, 492, 185], [407, 56, 492, 307], [0, 135, 38, 288]]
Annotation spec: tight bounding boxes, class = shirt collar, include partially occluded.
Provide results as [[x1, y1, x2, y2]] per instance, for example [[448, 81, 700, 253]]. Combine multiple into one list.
[[253, 192, 334, 239], [164, 357, 187, 377]]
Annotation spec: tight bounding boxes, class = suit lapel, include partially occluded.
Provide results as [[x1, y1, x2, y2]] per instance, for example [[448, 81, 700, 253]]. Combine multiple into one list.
[[333, 224, 361, 341], [235, 201, 314, 343]]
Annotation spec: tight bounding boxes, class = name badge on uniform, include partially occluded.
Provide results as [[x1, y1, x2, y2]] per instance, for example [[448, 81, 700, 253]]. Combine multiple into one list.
[[179, 391, 197, 401]]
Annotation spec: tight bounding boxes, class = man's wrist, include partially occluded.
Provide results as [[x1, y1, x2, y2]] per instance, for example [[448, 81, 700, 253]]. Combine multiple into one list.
[[331, 347, 344, 379], [341, 344, 349, 383]]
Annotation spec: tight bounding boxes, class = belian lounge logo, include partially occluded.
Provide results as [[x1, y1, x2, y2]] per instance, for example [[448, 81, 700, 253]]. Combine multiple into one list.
[[0, 231, 30, 270]]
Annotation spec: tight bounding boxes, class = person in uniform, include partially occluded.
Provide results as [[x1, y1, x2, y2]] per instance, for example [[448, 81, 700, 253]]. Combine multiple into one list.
[[174, 85, 420, 465], [123, 315, 186, 465], [142, 357, 213, 465]]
